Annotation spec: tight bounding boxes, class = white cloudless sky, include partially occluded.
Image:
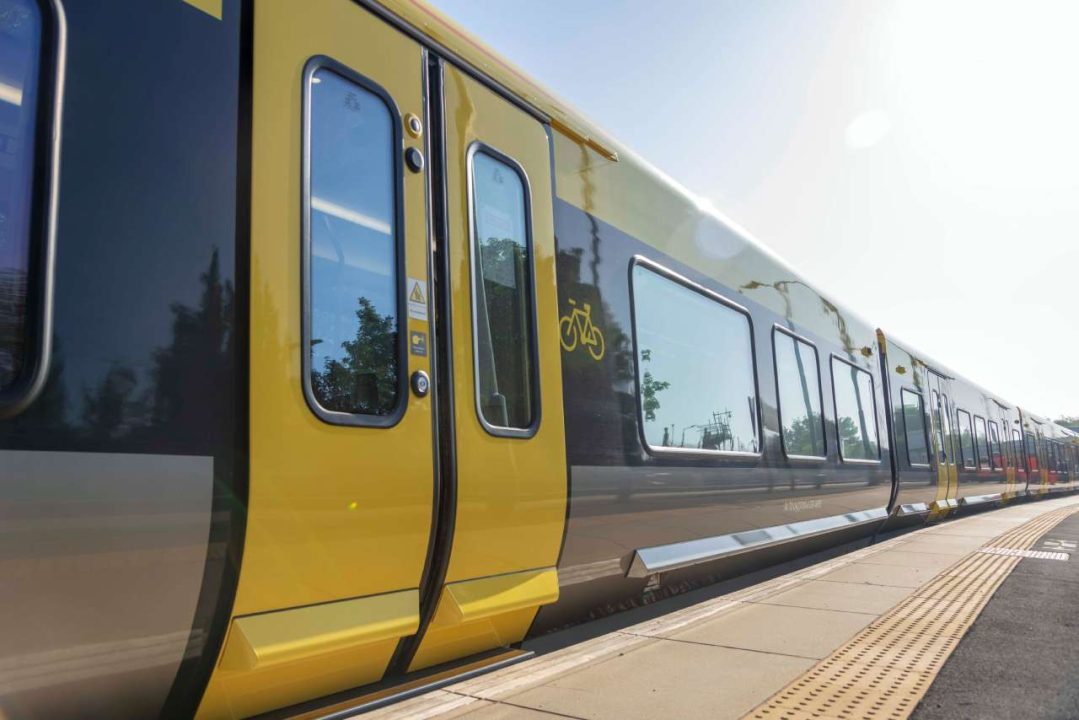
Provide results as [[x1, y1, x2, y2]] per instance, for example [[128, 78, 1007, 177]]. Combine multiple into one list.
[[430, 0, 1079, 419]]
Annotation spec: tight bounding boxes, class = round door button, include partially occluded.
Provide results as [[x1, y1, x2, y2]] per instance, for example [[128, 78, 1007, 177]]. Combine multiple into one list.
[[411, 370, 430, 397], [405, 147, 424, 173]]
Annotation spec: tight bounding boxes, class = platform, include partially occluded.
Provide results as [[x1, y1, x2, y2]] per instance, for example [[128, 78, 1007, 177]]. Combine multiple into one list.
[[362, 495, 1079, 720]]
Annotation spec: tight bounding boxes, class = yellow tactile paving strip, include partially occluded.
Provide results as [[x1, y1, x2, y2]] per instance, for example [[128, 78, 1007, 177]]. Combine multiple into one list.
[[747, 505, 1079, 720]]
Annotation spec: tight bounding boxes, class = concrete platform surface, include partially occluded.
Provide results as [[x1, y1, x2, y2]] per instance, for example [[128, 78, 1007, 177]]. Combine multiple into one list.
[[366, 495, 1079, 720]]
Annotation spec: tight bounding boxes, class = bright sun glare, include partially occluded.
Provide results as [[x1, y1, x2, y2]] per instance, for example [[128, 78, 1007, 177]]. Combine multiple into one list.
[[884, 0, 1079, 196]]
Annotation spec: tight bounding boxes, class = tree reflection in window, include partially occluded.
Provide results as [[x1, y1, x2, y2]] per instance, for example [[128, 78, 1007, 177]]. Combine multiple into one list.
[[306, 67, 400, 418], [471, 150, 536, 431], [311, 297, 397, 415], [774, 330, 825, 458], [831, 358, 878, 461], [632, 264, 758, 454]]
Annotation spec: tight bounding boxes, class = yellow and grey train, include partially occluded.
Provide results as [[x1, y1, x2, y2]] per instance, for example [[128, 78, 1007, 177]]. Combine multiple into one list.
[[1, 1, 1076, 718]]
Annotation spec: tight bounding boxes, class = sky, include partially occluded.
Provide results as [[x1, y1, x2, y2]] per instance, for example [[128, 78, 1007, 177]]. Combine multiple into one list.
[[429, 0, 1079, 420]]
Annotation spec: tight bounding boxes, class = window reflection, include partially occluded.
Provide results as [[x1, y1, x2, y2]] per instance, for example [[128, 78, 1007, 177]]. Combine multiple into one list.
[[974, 416, 990, 470], [901, 389, 929, 465], [988, 421, 1002, 470], [831, 358, 878, 461], [932, 390, 947, 463], [307, 68, 400, 417], [632, 264, 758, 453], [471, 150, 536, 431], [1026, 433, 1039, 471], [774, 331, 824, 458], [956, 410, 975, 469], [0, 0, 41, 389]]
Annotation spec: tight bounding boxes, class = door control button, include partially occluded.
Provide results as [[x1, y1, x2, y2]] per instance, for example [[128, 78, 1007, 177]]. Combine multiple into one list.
[[410, 370, 430, 397], [405, 147, 424, 173]]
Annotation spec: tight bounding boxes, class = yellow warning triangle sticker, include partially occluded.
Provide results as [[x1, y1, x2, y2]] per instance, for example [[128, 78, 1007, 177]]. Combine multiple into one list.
[[409, 283, 425, 304]]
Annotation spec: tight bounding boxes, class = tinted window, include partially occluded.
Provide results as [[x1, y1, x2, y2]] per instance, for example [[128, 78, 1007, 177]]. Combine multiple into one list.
[[774, 330, 824, 458], [974, 416, 990, 469], [831, 358, 878, 461], [1026, 432, 1040, 471], [306, 68, 400, 418], [632, 264, 758, 453], [0, 0, 42, 390], [932, 390, 947, 463], [988, 420, 1002, 470], [1013, 429, 1023, 469], [470, 149, 536, 431], [957, 410, 975, 468], [901, 389, 929, 465]]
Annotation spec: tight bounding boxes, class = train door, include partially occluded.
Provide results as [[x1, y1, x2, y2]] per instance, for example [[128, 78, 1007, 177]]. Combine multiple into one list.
[[197, 2, 437, 717], [997, 411, 1020, 500], [926, 371, 958, 516], [1012, 427, 1028, 492], [1026, 424, 1047, 495], [401, 61, 568, 672]]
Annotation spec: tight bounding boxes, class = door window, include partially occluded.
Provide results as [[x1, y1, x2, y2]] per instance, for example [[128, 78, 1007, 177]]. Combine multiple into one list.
[[469, 147, 538, 434], [974, 416, 990, 470], [988, 420, 1002, 470], [304, 65, 403, 422]]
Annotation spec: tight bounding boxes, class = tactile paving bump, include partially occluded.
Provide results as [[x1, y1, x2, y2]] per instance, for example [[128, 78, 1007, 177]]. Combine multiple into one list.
[[747, 505, 1079, 720]]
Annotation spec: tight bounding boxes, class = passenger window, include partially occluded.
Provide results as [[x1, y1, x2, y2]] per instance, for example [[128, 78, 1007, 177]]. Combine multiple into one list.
[[901, 389, 929, 466], [305, 66, 402, 420], [988, 420, 1002, 470], [1013, 429, 1023, 469], [773, 330, 825, 458], [632, 263, 758, 454], [956, 410, 975, 469], [0, 0, 42, 391], [974, 416, 990, 470], [830, 358, 879, 461], [469, 148, 537, 433], [1025, 433, 1039, 471]]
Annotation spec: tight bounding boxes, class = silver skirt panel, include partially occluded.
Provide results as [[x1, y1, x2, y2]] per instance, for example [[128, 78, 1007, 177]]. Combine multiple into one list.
[[0, 450, 212, 719]]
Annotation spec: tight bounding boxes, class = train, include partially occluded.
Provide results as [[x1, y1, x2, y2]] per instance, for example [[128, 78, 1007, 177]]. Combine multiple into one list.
[[1, 0, 1076, 718]]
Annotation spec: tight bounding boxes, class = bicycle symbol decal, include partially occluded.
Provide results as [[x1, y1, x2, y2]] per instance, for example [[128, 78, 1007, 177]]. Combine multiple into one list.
[[559, 298, 605, 361]]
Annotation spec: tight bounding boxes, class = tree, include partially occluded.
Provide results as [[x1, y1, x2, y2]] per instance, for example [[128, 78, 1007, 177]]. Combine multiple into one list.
[[150, 248, 235, 444], [784, 413, 824, 456], [312, 296, 398, 415], [639, 349, 670, 422]]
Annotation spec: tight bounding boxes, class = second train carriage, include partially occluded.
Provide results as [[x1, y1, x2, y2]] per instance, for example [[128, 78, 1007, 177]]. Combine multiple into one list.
[[0, 0, 1078, 718]]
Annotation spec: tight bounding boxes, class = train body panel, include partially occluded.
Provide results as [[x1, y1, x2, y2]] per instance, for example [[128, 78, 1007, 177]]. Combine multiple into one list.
[[534, 194, 892, 631], [0, 1, 245, 717], [0, 1, 1076, 718]]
